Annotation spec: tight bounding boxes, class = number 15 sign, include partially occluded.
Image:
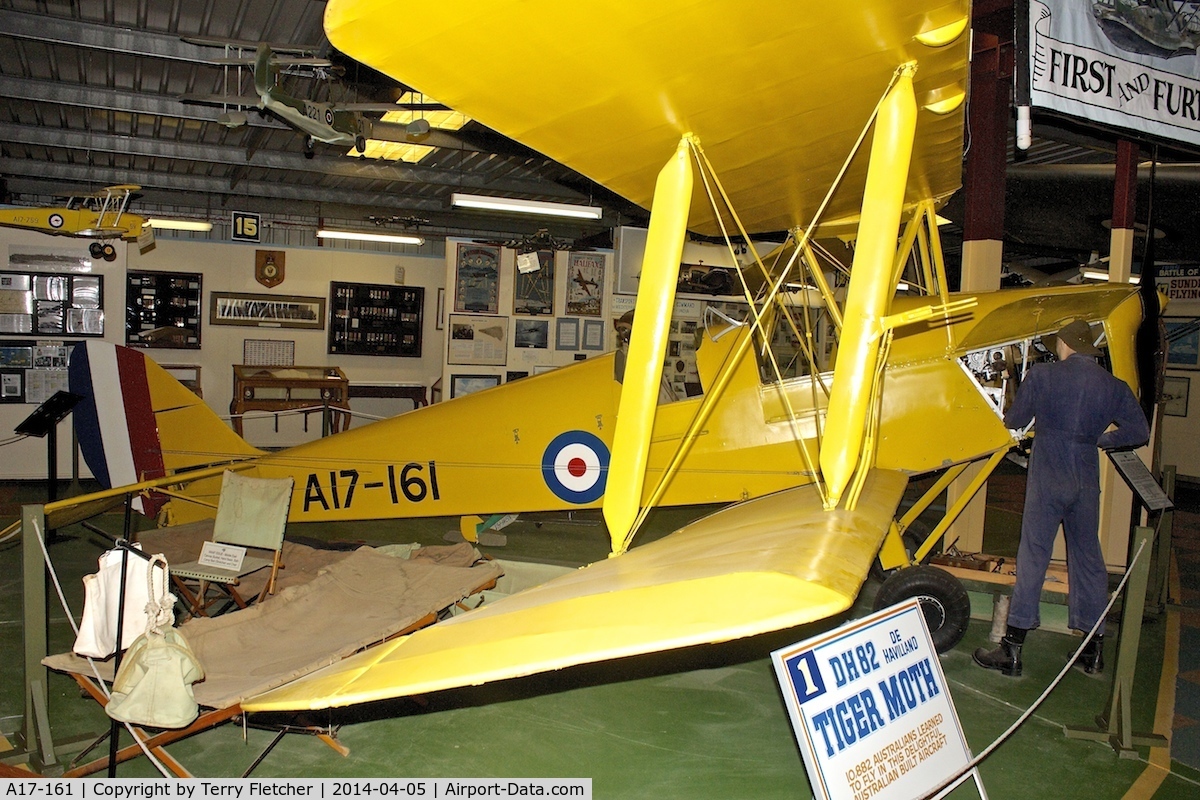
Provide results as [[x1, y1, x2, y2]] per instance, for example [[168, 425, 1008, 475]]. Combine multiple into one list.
[[771, 598, 987, 800]]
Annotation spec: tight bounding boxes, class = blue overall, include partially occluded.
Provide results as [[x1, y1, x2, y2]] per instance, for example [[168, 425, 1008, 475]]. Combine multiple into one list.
[[1002, 353, 1149, 634]]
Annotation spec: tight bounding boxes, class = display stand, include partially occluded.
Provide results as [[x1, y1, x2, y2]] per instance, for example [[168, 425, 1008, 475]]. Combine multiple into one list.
[[15, 391, 82, 538], [1065, 451, 1172, 756]]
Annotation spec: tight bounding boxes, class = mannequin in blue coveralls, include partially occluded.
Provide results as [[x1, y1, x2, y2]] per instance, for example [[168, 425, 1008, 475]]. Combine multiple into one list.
[[973, 319, 1149, 677]]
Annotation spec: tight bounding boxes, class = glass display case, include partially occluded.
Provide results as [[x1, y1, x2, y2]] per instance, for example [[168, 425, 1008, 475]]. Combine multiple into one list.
[[230, 365, 350, 436]]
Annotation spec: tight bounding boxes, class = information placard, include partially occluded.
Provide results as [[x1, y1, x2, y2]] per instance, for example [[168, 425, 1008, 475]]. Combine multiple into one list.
[[197, 541, 247, 571], [772, 599, 982, 800]]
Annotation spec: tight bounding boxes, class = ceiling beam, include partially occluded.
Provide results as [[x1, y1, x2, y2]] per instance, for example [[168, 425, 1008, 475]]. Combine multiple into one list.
[[0, 161, 613, 232], [0, 9, 262, 64], [0, 121, 591, 199], [0, 74, 287, 130]]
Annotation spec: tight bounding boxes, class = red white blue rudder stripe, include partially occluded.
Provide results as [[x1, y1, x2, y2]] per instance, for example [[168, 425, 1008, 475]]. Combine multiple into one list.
[[68, 341, 166, 515]]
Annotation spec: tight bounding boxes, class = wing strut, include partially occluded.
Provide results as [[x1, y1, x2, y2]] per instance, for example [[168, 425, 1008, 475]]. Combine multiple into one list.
[[819, 64, 918, 509], [603, 135, 695, 555]]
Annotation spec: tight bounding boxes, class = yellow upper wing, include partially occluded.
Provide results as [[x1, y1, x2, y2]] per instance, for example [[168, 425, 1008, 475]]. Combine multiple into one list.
[[324, 0, 970, 236]]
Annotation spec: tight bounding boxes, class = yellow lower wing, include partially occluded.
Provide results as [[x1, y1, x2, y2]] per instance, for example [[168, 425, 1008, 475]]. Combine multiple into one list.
[[243, 469, 907, 712]]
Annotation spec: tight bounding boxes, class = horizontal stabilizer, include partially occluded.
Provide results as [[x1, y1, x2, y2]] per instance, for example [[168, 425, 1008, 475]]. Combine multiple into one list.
[[244, 469, 907, 711]]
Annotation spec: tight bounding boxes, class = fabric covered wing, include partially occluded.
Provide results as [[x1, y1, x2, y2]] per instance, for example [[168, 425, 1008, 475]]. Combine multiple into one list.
[[323, 0, 969, 237], [243, 469, 907, 711]]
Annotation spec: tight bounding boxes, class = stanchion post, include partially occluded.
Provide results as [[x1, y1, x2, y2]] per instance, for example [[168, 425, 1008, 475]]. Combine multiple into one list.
[[20, 503, 57, 769], [1152, 466, 1175, 612], [1064, 525, 1167, 756]]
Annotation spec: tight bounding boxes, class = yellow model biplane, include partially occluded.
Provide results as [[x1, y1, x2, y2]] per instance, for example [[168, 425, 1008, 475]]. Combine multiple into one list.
[[50, 0, 1146, 714], [0, 184, 152, 260]]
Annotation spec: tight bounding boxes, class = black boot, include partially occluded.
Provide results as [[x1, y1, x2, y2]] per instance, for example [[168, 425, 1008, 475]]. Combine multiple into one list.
[[973, 625, 1025, 676], [1074, 635, 1104, 674]]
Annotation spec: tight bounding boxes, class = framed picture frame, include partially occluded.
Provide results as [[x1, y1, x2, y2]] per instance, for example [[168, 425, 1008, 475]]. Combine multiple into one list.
[[210, 292, 326, 330], [447, 314, 509, 365], [566, 252, 605, 316], [1162, 375, 1190, 417], [436, 288, 446, 330], [513, 250, 555, 316], [1164, 317, 1200, 370], [328, 282, 423, 357], [581, 319, 606, 351], [450, 373, 501, 398], [514, 318, 549, 349], [453, 243, 500, 314], [125, 270, 202, 349], [555, 317, 579, 350]]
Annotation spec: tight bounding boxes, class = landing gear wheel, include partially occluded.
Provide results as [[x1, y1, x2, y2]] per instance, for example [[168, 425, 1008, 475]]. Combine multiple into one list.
[[303, 137, 315, 160], [89, 242, 104, 258], [101, 243, 117, 261], [872, 565, 970, 653], [355, 135, 367, 153]]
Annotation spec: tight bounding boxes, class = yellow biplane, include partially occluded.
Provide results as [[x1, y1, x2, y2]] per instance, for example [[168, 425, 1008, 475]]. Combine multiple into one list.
[[0, 184, 153, 260], [52, 0, 1146, 714]]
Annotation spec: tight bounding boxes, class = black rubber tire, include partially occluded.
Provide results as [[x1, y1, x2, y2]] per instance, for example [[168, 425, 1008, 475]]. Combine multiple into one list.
[[355, 135, 367, 153], [101, 243, 117, 261], [89, 242, 104, 258], [872, 564, 971, 654]]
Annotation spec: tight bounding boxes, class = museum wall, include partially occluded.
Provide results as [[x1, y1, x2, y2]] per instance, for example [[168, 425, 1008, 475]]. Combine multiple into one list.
[[439, 239, 616, 399], [1, 227, 446, 479], [1156, 274, 1200, 481]]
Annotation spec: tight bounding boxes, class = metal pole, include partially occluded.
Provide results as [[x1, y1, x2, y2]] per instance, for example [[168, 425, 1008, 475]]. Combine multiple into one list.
[[20, 504, 56, 769]]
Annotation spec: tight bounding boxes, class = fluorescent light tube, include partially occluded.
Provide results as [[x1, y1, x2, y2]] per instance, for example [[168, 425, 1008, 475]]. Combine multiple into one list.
[[317, 229, 425, 245], [146, 218, 213, 232], [450, 193, 603, 220]]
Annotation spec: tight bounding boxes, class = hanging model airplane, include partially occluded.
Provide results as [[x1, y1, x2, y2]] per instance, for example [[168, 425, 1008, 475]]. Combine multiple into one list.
[[50, 0, 1151, 714], [0, 184, 153, 260], [181, 41, 455, 157]]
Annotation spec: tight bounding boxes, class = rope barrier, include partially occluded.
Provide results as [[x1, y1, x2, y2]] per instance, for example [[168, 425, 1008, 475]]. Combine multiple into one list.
[[921, 522, 1158, 800]]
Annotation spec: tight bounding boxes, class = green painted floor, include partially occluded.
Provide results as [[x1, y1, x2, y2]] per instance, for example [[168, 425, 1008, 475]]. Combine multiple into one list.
[[3, 477, 1200, 798]]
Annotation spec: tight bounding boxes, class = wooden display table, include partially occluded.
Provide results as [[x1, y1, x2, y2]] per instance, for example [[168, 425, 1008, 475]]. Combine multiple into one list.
[[230, 365, 350, 436], [348, 381, 428, 410]]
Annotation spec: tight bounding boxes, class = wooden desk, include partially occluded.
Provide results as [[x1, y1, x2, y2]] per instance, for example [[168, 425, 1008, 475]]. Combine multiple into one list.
[[230, 365, 350, 436], [348, 382, 428, 411]]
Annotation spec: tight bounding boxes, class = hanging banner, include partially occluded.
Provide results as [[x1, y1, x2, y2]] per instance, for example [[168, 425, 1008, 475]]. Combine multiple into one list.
[[1029, 1, 1200, 148]]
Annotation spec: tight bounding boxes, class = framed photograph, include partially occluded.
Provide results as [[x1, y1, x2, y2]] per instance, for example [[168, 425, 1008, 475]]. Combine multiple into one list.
[[436, 288, 446, 330], [451, 373, 501, 398], [1165, 317, 1200, 370], [210, 292, 325, 330], [448, 314, 508, 365], [566, 252, 605, 316], [454, 243, 500, 314], [555, 317, 579, 350], [514, 318, 549, 349], [581, 319, 606, 351], [0, 370, 23, 403], [506, 371, 529, 382], [513, 250, 555, 316], [1162, 375, 1190, 417]]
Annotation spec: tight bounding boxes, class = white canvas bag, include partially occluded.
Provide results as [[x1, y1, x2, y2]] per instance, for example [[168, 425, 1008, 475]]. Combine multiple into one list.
[[72, 545, 153, 659]]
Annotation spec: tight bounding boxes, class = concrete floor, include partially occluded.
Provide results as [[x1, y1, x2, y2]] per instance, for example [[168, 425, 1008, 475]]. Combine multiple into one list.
[[2, 473, 1200, 798]]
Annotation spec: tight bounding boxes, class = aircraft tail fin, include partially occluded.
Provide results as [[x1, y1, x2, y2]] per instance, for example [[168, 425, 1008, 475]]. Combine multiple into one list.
[[68, 341, 260, 516]]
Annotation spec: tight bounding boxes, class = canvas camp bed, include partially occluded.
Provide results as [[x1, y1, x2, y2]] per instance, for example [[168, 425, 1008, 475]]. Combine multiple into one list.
[[44, 542, 503, 777]]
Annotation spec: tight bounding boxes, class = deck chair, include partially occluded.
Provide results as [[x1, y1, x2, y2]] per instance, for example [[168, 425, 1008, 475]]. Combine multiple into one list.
[[170, 471, 294, 617]]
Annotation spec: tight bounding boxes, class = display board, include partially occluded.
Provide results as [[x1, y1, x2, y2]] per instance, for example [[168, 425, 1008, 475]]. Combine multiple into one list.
[[0, 271, 103, 337], [328, 281, 423, 357], [125, 269, 202, 349], [0, 340, 74, 404]]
